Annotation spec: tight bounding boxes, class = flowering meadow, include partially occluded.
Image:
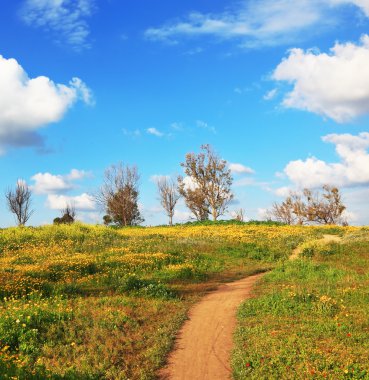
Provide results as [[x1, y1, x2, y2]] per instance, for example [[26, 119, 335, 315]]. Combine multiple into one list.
[[233, 227, 369, 379], [0, 223, 367, 379]]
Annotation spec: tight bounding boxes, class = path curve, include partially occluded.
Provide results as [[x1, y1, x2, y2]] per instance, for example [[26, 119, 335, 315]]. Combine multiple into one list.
[[290, 234, 342, 260], [159, 273, 264, 380]]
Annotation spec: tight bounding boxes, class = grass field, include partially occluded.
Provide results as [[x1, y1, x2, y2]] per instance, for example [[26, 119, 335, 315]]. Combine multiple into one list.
[[233, 228, 369, 380], [0, 223, 367, 379]]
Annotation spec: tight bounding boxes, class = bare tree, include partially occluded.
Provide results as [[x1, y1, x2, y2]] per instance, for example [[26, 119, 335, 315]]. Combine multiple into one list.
[[304, 185, 346, 225], [270, 185, 346, 225], [179, 145, 233, 221], [178, 179, 210, 221], [271, 193, 306, 225], [5, 179, 34, 226], [233, 208, 246, 222], [156, 177, 180, 225], [96, 163, 144, 226]]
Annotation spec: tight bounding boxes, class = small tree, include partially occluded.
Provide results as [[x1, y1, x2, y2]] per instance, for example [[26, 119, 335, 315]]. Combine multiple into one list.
[[53, 203, 76, 225], [103, 214, 113, 226], [156, 177, 180, 225], [97, 163, 144, 226], [233, 208, 246, 222], [179, 145, 233, 221], [178, 179, 210, 221], [271, 193, 306, 225], [5, 179, 34, 226]]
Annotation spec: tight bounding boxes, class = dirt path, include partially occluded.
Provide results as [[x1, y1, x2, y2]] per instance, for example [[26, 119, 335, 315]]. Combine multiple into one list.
[[159, 273, 264, 380], [290, 234, 342, 260]]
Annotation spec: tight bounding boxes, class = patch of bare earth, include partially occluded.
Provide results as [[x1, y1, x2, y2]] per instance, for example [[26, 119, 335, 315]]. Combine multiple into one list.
[[158, 273, 264, 380]]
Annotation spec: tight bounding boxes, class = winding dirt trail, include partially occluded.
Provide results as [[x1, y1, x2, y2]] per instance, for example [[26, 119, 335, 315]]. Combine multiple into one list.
[[159, 273, 264, 380], [290, 234, 342, 260], [160, 234, 344, 380]]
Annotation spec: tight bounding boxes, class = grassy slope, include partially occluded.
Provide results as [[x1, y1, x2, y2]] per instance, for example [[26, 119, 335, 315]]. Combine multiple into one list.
[[1, 223, 367, 379], [233, 230, 369, 380], [0, 223, 284, 379]]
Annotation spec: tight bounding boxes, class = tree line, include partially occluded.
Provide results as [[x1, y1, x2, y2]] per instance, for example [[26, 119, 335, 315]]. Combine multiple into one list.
[[4, 145, 347, 227]]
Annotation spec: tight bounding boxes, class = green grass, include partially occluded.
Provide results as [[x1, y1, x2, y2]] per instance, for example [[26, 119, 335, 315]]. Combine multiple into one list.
[[0, 224, 284, 379], [233, 236, 369, 379]]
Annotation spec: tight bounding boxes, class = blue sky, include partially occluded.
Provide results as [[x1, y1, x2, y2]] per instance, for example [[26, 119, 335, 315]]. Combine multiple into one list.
[[1, 0, 369, 226]]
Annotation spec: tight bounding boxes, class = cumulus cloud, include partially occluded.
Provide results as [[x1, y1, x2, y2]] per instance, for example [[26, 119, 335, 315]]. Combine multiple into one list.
[[229, 163, 255, 175], [46, 193, 96, 211], [145, 0, 369, 48], [273, 35, 369, 122], [0, 55, 92, 154], [20, 0, 96, 50], [281, 132, 369, 188], [31, 169, 89, 194]]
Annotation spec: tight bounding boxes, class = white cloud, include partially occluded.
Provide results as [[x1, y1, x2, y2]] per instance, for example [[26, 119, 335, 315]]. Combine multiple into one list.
[[263, 89, 278, 101], [273, 35, 369, 122], [330, 0, 369, 16], [46, 193, 96, 211], [145, 0, 369, 48], [66, 169, 90, 181], [174, 209, 192, 222], [274, 186, 292, 197], [234, 177, 258, 187], [150, 174, 171, 183], [0, 55, 92, 154], [31, 169, 89, 194], [181, 176, 199, 191], [20, 0, 96, 50], [257, 208, 270, 220], [146, 127, 164, 137], [282, 132, 369, 188], [170, 122, 184, 131], [196, 120, 216, 134], [229, 163, 255, 174], [122, 128, 141, 138]]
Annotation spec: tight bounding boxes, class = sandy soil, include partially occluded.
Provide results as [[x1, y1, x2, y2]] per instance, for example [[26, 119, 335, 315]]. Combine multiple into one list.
[[158, 273, 264, 380]]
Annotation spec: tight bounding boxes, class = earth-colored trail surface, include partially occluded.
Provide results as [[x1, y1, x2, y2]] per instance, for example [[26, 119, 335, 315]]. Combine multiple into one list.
[[290, 234, 342, 260], [160, 234, 343, 380], [159, 273, 265, 380]]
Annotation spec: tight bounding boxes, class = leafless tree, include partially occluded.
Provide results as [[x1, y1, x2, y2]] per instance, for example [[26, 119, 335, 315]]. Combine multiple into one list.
[[61, 202, 76, 224], [233, 208, 246, 222], [304, 185, 346, 225], [156, 177, 180, 225], [5, 179, 34, 226], [270, 185, 346, 225], [178, 145, 233, 221], [96, 162, 144, 226]]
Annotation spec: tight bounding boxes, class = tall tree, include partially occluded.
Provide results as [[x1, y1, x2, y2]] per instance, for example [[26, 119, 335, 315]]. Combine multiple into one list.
[[97, 163, 144, 226], [156, 177, 180, 225], [5, 179, 34, 226], [179, 145, 233, 221]]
